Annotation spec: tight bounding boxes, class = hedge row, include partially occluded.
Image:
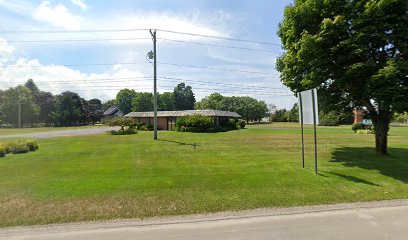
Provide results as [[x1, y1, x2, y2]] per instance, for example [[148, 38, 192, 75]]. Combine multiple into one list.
[[175, 115, 245, 133], [0, 140, 39, 157]]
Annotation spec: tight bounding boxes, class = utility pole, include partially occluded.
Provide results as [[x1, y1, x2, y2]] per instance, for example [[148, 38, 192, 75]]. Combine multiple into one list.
[[150, 29, 158, 140], [18, 88, 22, 129]]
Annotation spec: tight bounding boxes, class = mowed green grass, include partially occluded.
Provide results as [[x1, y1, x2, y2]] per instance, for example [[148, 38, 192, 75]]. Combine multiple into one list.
[[0, 123, 407, 226], [0, 125, 104, 136]]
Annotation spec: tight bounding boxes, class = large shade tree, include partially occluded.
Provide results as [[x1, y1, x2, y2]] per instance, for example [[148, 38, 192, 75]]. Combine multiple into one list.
[[173, 83, 195, 110], [276, 0, 408, 155], [116, 89, 137, 114]]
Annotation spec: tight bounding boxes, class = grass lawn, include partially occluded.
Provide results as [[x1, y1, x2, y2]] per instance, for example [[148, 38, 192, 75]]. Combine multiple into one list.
[[0, 125, 105, 136], [0, 123, 407, 227]]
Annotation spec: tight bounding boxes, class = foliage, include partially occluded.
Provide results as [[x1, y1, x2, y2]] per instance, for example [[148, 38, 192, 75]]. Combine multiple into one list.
[[393, 112, 408, 123], [276, 0, 408, 154], [116, 89, 138, 114], [107, 117, 138, 135], [352, 123, 364, 133], [195, 93, 268, 122], [238, 120, 246, 129], [131, 92, 153, 112], [158, 92, 175, 111], [1, 86, 40, 127], [25, 140, 39, 152], [34, 91, 55, 125], [271, 109, 288, 122], [0, 144, 5, 157], [6, 142, 29, 154], [176, 115, 215, 132], [4, 140, 39, 154], [51, 91, 84, 126], [356, 129, 375, 135], [319, 111, 341, 126], [174, 83, 196, 110], [222, 118, 238, 131], [85, 99, 103, 125]]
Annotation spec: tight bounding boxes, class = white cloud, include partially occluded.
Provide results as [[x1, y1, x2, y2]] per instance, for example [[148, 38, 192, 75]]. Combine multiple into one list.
[[84, 12, 228, 44], [0, 58, 148, 101], [0, 38, 15, 55], [70, 0, 87, 10], [33, 1, 81, 30], [0, 38, 15, 63]]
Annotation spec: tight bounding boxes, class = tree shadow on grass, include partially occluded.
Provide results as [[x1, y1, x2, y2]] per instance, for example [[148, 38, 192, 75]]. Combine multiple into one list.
[[324, 171, 381, 186], [330, 147, 408, 183], [158, 139, 199, 148]]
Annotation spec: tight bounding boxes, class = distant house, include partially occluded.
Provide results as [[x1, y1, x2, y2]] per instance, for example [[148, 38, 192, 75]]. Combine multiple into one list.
[[103, 106, 124, 117], [125, 109, 241, 130]]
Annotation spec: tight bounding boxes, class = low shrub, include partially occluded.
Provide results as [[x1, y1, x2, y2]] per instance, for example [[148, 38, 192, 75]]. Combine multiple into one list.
[[0, 144, 6, 157], [109, 128, 138, 135], [238, 120, 246, 129], [25, 140, 39, 151], [0, 140, 39, 157], [107, 117, 138, 135], [222, 118, 238, 131], [352, 123, 364, 132], [9, 142, 29, 154], [356, 129, 375, 135], [176, 115, 215, 132]]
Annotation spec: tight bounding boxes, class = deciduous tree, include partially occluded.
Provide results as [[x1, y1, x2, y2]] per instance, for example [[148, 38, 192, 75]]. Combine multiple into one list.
[[277, 0, 408, 154]]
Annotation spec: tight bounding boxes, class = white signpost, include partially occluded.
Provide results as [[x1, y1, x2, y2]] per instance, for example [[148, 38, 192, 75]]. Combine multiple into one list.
[[297, 89, 319, 174]]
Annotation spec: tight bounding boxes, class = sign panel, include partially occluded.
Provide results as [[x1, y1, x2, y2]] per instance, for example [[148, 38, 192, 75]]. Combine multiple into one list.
[[298, 89, 319, 125]]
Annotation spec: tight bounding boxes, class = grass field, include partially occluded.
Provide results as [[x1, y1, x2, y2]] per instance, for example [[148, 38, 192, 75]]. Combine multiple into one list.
[[0, 123, 407, 227]]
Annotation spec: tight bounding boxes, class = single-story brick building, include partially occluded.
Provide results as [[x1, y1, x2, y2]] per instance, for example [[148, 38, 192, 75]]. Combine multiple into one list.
[[125, 109, 241, 130]]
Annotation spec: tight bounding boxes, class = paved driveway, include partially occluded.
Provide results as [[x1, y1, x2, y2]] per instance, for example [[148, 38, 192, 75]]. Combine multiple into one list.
[[0, 127, 119, 139], [1, 200, 407, 240]]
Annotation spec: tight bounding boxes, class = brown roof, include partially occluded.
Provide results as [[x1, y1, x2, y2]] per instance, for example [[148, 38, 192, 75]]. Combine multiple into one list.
[[125, 109, 241, 118]]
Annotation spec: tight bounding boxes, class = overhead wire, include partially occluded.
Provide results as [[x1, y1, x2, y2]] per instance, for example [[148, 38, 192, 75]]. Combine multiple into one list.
[[159, 38, 282, 54]]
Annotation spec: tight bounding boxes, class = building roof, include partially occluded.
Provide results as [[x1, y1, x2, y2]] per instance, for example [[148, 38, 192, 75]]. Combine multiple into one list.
[[125, 109, 241, 118], [103, 106, 124, 116]]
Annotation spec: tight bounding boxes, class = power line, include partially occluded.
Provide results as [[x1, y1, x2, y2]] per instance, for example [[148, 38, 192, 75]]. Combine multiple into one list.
[[1, 80, 291, 94], [0, 62, 148, 68], [157, 29, 282, 47], [0, 77, 152, 84], [6, 37, 151, 43], [159, 38, 283, 54], [0, 28, 149, 34], [0, 28, 282, 46], [158, 62, 278, 76], [159, 76, 290, 92], [0, 76, 291, 94], [66, 87, 293, 96]]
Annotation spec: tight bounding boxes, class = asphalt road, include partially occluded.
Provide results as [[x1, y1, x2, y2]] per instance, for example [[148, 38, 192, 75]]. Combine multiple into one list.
[[1, 200, 407, 240], [0, 127, 118, 139]]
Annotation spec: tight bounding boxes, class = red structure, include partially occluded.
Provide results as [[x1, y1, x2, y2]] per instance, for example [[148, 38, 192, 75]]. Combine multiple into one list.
[[353, 108, 365, 123]]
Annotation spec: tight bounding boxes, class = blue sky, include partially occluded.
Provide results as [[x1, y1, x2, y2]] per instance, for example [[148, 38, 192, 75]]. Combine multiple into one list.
[[0, 0, 297, 109]]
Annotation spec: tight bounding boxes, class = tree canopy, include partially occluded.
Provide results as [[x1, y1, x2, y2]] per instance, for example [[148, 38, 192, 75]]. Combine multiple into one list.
[[276, 0, 408, 154], [195, 93, 268, 122], [174, 83, 196, 110]]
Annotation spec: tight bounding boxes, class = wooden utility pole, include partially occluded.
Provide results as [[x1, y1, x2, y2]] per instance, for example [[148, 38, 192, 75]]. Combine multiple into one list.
[[150, 29, 158, 140], [18, 88, 22, 128]]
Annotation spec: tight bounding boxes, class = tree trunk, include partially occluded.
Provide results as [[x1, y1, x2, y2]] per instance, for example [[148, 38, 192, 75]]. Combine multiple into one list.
[[371, 110, 391, 155]]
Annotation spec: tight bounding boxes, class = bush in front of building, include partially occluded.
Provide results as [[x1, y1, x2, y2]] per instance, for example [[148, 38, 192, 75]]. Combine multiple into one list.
[[176, 115, 215, 132], [239, 120, 246, 129], [222, 118, 238, 131], [107, 117, 138, 135]]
